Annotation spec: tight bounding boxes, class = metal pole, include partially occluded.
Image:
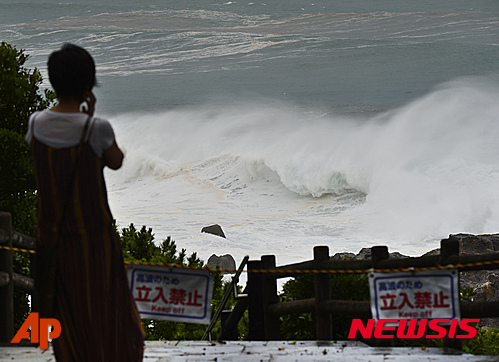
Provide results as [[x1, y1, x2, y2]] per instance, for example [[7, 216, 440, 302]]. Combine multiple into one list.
[[202, 255, 249, 341]]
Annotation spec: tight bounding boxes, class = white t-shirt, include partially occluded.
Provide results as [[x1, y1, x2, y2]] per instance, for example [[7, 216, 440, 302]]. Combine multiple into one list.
[[26, 110, 115, 158]]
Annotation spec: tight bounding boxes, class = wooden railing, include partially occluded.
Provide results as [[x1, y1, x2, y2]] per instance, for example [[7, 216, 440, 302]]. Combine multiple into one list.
[[0, 212, 37, 343], [219, 239, 499, 349]]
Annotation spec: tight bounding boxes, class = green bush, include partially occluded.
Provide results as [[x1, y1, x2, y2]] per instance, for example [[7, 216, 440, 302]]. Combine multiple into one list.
[[279, 272, 370, 340], [1, 42, 55, 330], [0, 42, 56, 231], [0, 42, 55, 135], [463, 327, 499, 355]]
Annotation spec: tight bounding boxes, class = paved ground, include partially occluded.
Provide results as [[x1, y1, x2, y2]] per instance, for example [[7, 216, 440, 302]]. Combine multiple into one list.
[[1, 340, 499, 361]]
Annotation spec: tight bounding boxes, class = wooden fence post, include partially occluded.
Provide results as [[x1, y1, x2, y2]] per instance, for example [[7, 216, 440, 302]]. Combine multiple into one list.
[[371, 246, 389, 267], [371, 246, 389, 346], [220, 310, 238, 341], [440, 236, 459, 263], [314, 246, 332, 340], [0, 212, 14, 343], [261, 255, 279, 340], [440, 236, 461, 351], [247, 259, 264, 340]]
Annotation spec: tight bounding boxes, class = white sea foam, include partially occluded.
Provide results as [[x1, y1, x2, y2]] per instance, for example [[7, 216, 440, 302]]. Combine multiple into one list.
[[105, 76, 499, 265], [345, 77, 499, 246]]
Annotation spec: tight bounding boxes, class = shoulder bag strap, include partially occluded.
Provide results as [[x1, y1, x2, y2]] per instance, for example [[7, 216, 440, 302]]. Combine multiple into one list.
[[57, 115, 92, 233]]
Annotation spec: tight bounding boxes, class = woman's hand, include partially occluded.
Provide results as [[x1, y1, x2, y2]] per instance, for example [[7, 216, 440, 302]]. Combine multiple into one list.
[[81, 91, 96, 117], [103, 141, 124, 170]]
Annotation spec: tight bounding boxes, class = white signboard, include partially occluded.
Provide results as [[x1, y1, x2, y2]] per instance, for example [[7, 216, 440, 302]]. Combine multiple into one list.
[[128, 264, 214, 324], [369, 269, 460, 321]]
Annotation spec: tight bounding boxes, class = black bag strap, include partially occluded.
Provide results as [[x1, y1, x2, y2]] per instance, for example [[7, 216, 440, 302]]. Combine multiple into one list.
[[57, 115, 93, 234]]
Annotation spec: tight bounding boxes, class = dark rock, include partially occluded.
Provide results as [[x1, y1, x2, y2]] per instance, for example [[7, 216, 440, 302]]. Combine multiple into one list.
[[330, 252, 357, 261], [201, 224, 226, 238], [450, 233, 499, 254], [449, 234, 499, 329], [207, 254, 236, 273], [331, 248, 405, 261]]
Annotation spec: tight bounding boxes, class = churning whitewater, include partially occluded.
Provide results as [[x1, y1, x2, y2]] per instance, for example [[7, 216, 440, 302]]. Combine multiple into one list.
[[105, 77, 499, 264]]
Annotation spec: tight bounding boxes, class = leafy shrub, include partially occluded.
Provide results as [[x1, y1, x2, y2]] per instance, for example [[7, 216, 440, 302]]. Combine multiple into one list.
[[279, 272, 370, 340], [463, 327, 499, 355], [0, 42, 55, 232], [0, 42, 55, 135], [1, 42, 55, 330]]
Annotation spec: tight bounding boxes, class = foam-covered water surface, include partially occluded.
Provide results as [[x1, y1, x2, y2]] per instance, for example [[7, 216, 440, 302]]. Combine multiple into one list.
[[103, 77, 499, 263]]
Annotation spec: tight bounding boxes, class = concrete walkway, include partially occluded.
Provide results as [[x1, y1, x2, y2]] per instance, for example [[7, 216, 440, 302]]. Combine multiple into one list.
[[1, 340, 498, 361]]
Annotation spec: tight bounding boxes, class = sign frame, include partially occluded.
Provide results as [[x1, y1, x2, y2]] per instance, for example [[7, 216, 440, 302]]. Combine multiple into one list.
[[369, 269, 460, 321], [128, 264, 214, 324]]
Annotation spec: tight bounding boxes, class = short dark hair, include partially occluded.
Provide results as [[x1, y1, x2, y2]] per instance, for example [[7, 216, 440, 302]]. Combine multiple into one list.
[[48, 43, 96, 100]]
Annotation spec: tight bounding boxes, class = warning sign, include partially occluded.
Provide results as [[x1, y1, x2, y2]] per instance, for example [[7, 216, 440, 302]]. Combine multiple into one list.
[[128, 264, 214, 324], [369, 269, 460, 321]]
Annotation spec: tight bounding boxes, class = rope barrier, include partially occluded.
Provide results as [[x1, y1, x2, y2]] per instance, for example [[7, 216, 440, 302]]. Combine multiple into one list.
[[0, 244, 36, 254], [125, 260, 233, 274], [3, 244, 499, 275]]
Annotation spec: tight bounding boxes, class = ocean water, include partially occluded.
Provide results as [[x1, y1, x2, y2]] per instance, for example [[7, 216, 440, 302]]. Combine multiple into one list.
[[2, 0, 499, 266]]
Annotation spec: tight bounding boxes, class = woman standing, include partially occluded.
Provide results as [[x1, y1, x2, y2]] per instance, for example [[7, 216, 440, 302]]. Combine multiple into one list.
[[26, 44, 144, 361]]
